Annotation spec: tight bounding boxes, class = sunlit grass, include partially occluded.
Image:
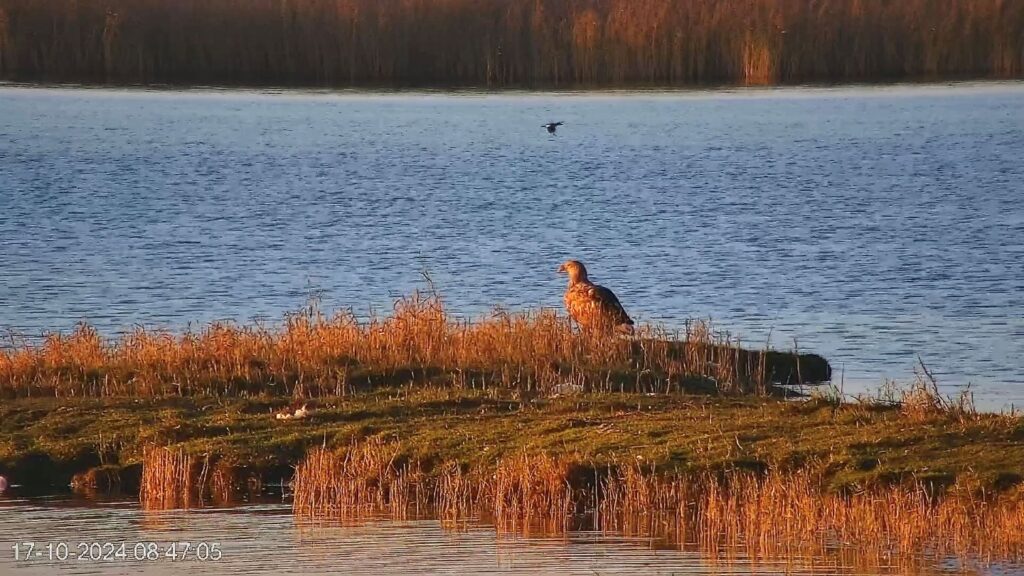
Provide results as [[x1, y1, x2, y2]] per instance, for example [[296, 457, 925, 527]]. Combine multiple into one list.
[[0, 291, 785, 398]]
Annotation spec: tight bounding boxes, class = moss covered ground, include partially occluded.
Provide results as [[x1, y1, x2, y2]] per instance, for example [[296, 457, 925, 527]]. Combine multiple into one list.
[[2, 386, 1021, 495]]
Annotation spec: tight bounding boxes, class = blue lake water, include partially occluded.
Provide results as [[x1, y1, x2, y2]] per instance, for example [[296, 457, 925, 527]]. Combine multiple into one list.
[[1, 83, 1022, 407]]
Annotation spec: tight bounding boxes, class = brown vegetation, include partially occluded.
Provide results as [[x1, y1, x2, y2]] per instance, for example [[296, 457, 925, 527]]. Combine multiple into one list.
[[285, 442, 1024, 570], [14, 369, 1022, 569], [139, 445, 194, 510], [292, 438, 428, 519], [0, 0, 1020, 87], [138, 446, 255, 508], [293, 444, 579, 533], [595, 464, 1024, 570], [0, 292, 816, 398]]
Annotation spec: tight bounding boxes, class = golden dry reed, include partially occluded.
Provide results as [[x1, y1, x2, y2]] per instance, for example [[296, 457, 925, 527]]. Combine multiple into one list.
[[596, 466, 1024, 571], [139, 445, 195, 510], [292, 438, 428, 520], [490, 453, 575, 534], [294, 444, 576, 533], [433, 461, 477, 528], [434, 455, 579, 534], [292, 441, 1024, 570], [140, 447, 248, 509], [0, 0, 1020, 86], [0, 292, 772, 398]]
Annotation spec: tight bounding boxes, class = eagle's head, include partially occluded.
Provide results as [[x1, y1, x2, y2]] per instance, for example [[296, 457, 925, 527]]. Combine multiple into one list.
[[557, 260, 588, 284]]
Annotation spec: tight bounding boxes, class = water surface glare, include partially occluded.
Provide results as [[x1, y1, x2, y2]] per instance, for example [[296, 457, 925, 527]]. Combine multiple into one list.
[[0, 498, 998, 575], [1, 83, 1023, 407]]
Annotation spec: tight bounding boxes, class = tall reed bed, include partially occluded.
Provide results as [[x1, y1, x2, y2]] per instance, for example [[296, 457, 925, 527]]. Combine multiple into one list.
[[0, 0, 1020, 87], [596, 466, 1024, 569], [290, 442, 1024, 569], [294, 444, 577, 533], [0, 292, 777, 398]]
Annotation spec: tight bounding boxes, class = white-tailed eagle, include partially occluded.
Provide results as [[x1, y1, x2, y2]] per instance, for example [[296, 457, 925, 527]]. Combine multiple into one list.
[[557, 260, 634, 335]]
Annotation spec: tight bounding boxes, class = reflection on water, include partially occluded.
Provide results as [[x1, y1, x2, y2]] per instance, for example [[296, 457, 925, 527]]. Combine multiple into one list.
[[0, 497, 1012, 575], [1, 84, 1023, 408]]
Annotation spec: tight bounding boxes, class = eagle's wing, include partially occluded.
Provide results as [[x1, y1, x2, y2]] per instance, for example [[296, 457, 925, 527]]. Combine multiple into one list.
[[566, 282, 633, 331], [588, 284, 634, 326]]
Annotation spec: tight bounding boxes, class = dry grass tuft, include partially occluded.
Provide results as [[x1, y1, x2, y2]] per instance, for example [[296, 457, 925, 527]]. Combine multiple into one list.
[[292, 438, 427, 519], [139, 445, 194, 510], [864, 357, 981, 426], [434, 462, 477, 528], [140, 448, 260, 509], [490, 453, 576, 534]]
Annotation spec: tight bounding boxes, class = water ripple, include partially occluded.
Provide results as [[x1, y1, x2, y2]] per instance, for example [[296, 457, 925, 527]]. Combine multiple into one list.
[[0, 499, 985, 575], [0, 84, 1022, 408]]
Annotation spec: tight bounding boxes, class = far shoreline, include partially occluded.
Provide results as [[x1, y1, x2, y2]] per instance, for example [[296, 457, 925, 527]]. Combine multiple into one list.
[[2, 78, 1023, 99]]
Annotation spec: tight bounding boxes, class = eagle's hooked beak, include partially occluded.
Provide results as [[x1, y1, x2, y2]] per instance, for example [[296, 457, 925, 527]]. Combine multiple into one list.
[[557, 263, 566, 274]]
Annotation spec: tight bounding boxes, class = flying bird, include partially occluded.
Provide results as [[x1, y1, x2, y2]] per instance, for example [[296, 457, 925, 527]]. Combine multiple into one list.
[[543, 122, 564, 134], [557, 260, 635, 335]]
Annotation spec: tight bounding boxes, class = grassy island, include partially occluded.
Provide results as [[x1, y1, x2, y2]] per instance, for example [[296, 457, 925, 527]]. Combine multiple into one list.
[[2, 386, 1022, 494], [2, 295, 1023, 566]]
